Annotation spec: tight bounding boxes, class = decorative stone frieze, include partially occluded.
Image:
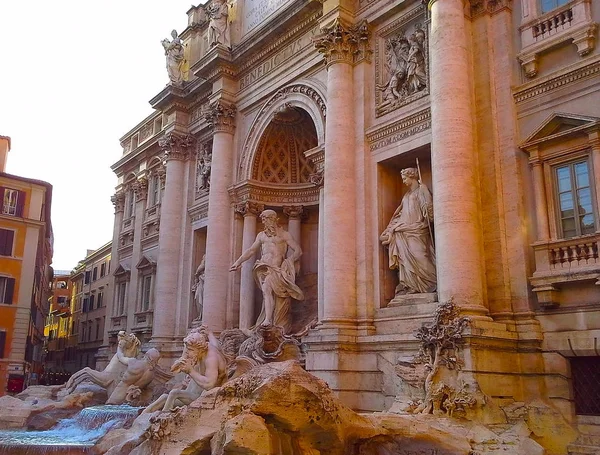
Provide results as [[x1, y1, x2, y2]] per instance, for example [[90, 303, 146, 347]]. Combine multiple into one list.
[[366, 108, 431, 152], [204, 101, 236, 133], [132, 177, 149, 202], [158, 132, 196, 161], [111, 191, 126, 213], [313, 19, 371, 67], [234, 201, 264, 217]]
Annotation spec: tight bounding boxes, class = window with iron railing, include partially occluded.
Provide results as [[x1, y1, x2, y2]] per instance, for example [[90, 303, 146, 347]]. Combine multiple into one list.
[[541, 0, 570, 14], [571, 356, 600, 416]]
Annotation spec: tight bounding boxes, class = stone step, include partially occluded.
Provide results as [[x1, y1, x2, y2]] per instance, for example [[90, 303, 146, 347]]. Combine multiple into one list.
[[568, 443, 600, 454]]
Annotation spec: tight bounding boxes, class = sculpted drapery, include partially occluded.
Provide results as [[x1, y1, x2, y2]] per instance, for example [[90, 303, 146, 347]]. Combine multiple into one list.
[[380, 168, 437, 296]]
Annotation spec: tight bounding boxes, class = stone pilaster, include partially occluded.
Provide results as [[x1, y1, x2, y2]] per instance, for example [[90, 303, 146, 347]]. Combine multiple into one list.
[[428, 0, 488, 318], [531, 159, 550, 241], [201, 101, 237, 332], [235, 201, 263, 330], [151, 132, 195, 344]]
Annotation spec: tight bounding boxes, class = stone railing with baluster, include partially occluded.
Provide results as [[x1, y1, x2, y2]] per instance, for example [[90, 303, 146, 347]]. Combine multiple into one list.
[[517, 0, 596, 77], [530, 233, 600, 307]]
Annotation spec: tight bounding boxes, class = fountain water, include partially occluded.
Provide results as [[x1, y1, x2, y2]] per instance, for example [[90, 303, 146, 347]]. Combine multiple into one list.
[[0, 404, 141, 455]]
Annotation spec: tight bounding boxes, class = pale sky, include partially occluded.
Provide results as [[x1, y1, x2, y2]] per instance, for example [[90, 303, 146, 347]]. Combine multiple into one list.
[[0, 0, 195, 270]]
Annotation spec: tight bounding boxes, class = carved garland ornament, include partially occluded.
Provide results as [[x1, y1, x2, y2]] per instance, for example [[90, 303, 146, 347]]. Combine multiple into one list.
[[313, 18, 371, 67]]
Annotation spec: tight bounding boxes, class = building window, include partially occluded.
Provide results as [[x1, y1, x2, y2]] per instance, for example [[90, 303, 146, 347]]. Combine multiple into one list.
[[81, 323, 86, 343], [95, 320, 100, 340], [97, 292, 103, 308], [84, 271, 91, 284], [541, 0, 569, 14], [554, 160, 596, 239], [118, 282, 127, 315], [141, 275, 152, 311], [0, 228, 14, 256], [89, 294, 95, 310], [100, 263, 106, 277], [0, 276, 15, 304], [92, 267, 98, 281], [83, 296, 89, 312], [2, 188, 24, 217], [571, 356, 600, 416]]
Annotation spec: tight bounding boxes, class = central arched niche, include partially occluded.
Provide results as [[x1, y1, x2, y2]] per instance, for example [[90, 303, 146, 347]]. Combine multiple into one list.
[[249, 105, 319, 334], [252, 106, 317, 184]]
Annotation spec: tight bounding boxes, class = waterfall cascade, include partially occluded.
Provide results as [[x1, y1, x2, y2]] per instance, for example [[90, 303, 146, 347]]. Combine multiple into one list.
[[0, 404, 141, 455]]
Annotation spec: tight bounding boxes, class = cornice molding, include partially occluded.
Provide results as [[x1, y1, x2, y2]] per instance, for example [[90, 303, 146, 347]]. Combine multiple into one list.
[[366, 108, 431, 151]]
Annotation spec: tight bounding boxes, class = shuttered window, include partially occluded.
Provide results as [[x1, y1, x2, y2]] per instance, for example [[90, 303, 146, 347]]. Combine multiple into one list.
[[0, 187, 25, 217], [0, 229, 14, 256], [0, 276, 15, 304], [0, 331, 6, 358]]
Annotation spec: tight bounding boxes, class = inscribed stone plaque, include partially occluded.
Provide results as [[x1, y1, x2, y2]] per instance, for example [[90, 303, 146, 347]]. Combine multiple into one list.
[[242, 0, 293, 35]]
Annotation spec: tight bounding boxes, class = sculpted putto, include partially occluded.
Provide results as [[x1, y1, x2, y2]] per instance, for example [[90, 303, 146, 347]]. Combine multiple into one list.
[[207, 0, 230, 48], [380, 168, 436, 296], [63, 331, 140, 395], [143, 326, 227, 413], [161, 29, 185, 85], [230, 209, 304, 334]]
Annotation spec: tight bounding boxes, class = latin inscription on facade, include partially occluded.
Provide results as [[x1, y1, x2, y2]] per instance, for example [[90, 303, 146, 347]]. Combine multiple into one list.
[[243, 0, 292, 35], [239, 26, 319, 90]]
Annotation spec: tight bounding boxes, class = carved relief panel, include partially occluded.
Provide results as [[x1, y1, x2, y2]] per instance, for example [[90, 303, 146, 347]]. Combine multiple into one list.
[[195, 140, 212, 198], [375, 5, 429, 117]]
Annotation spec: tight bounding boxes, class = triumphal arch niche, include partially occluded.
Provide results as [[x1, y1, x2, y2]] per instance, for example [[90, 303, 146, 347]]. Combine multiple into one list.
[[231, 84, 326, 336]]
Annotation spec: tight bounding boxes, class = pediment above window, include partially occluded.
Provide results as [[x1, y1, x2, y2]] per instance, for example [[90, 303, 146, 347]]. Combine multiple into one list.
[[113, 264, 131, 279], [136, 256, 156, 272], [521, 113, 600, 151]]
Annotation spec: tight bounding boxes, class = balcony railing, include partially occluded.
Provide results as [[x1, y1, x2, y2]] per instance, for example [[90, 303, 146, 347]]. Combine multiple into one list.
[[530, 233, 600, 307]]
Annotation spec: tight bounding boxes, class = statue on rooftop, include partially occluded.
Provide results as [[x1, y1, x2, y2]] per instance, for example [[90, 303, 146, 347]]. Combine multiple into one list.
[[230, 209, 304, 334], [207, 0, 231, 48], [161, 29, 185, 86], [380, 167, 437, 296]]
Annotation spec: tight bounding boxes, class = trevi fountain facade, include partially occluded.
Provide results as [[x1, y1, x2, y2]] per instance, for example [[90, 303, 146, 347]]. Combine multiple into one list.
[[2, 0, 600, 453]]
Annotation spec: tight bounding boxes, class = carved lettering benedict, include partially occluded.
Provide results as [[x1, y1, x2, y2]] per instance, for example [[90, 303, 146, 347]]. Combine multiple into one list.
[[243, 0, 292, 35], [239, 27, 318, 90]]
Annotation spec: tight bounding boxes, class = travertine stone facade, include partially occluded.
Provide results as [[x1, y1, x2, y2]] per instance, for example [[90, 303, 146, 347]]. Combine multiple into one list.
[[105, 0, 600, 451]]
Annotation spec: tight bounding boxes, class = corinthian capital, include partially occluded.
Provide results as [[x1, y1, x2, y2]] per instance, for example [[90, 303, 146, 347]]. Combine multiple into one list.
[[158, 132, 196, 161], [204, 100, 236, 134], [313, 19, 371, 67], [132, 177, 149, 202], [235, 201, 264, 217], [111, 191, 126, 213]]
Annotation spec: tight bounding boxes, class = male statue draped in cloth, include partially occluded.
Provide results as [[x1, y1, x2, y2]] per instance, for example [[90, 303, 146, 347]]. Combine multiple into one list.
[[380, 167, 437, 296], [230, 209, 304, 334]]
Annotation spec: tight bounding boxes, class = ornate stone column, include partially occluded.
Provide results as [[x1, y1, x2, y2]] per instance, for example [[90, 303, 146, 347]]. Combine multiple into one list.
[[127, 176, 148, 329], [151, 132, 195, 344], [313, 19, 370, 330], [429, 0, 488, 317], [589, 132, 600, 228], [283, 206, 304, 244], [201, 101, 236, 332], [235, 201, 263, 330]]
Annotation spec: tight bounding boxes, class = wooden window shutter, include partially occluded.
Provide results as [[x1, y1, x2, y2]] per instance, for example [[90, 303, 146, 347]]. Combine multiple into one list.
[[16, 191, 25, 217], [4, 278, 15, 304], [0, 187, 5, 213], [0, 331, 6, 358], [3, 230, 14, 256]]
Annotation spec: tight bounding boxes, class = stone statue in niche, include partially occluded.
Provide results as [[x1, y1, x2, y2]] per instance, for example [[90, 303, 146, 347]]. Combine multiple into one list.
[[207, 0, 230, 48], [196, 147, 211, 192], [143, 326, 227, 413], [191, 254, 206, 322], [380, 167, 437, 296], [106, 348, 161, 405], [161, 29, 185, 86], [377, 25, 427, 113], [230, 209, 304, 334]]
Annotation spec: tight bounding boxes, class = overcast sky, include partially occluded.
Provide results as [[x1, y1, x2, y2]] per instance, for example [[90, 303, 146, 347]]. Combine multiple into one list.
[[0, 0, 195, 270]]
